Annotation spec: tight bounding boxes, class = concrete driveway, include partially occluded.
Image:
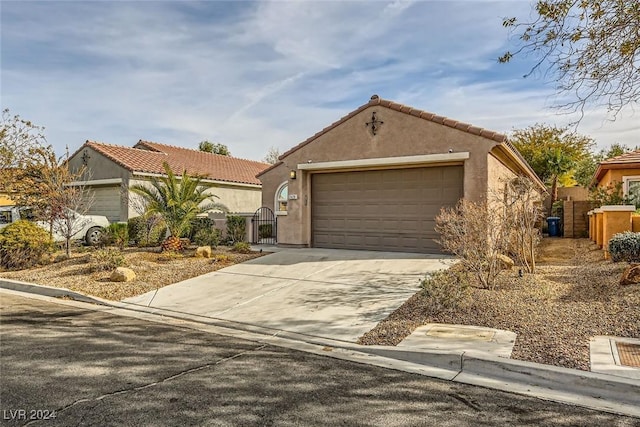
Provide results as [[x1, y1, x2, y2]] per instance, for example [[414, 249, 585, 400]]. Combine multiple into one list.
[[124, 248, 453, 342]]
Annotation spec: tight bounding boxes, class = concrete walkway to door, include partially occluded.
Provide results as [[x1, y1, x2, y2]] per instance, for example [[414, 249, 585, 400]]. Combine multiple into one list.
[[124, 248, 453, 342]]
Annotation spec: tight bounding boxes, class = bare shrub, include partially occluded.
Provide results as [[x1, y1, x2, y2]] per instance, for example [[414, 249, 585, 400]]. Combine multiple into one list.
[[501, 176, 544, 274], [436, 199, 509, 290]]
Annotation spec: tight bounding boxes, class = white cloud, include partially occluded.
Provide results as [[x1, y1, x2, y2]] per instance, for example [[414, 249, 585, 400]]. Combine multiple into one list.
[[1, 0, 637, 162]]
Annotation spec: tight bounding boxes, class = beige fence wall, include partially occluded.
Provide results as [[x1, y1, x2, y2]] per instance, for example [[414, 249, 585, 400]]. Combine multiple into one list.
[[545, 186, 589, 213]]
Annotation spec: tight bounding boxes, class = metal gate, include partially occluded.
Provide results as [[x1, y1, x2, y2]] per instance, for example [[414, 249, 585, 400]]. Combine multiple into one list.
[[251, 207, 277, 244]]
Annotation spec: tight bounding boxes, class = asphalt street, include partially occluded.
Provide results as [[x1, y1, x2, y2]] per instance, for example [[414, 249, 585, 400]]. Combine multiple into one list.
[[1, 293, 638, 427]]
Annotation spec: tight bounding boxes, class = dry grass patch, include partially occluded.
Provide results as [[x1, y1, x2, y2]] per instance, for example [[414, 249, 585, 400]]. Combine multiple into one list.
[[0, 246, 264, 301], [359, 239, 640, 371]]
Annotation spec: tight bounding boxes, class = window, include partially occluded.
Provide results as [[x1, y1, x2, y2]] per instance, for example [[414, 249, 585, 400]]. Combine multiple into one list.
[[275, 182, 288, 214], [623, 176, 640, 207]]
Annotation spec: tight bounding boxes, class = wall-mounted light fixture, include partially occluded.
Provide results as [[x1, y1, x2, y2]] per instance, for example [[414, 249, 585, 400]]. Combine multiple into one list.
[[290, 170, 297, 180]]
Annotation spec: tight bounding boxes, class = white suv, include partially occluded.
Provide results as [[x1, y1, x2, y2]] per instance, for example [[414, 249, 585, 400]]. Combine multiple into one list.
[[0, 206, 110, 245]]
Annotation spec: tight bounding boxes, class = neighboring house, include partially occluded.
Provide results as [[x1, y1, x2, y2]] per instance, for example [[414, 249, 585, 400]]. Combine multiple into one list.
[[67, 140, 270, 222], [258, 95, 545, 254], [592, 150, 640, 204]]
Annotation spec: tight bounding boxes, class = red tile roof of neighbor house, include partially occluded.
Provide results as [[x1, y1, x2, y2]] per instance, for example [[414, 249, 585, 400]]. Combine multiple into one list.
[[83, 140, 269, 186], [258, 95, 542, 189], [593, 149, 640, 184]]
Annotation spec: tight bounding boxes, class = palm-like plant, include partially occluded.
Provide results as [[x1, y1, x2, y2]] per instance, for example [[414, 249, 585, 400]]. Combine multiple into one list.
[[545, 148, 573, 206], [130, 162, 227, 251]]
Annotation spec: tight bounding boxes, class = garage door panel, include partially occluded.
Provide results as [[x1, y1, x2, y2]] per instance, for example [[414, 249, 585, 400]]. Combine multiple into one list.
[[312, 166, 463, 253]]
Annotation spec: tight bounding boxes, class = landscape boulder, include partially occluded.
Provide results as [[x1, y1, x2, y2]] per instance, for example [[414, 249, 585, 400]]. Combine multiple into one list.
[[497, 254, 515, 270], [620, 264, 640, 286], [195, 246, 212, 258], [110, 267, 136, 282]]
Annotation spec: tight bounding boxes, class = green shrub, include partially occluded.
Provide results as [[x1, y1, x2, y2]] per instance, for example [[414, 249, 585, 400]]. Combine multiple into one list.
[[127, 216, 145, 245], [608, 232, 640, 263], [258, 223, 274, 239], [128, 215, 166, 247], [103, 223, 128, 249], [420, 268, 469, 313], [226, 215, 246, 244], [90, 248, 126, 271], [193, 228, 221, 247], [189, 217, 215, 239], [231, 241, 252, 253], [0, 220, 53, 270]]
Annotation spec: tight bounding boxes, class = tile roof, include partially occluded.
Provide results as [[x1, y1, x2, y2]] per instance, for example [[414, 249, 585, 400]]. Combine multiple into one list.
[[258, 95, 541, 190], [83, 140, 269, 186], [601, 150, 640, 165], [593, 150, 640, 184]]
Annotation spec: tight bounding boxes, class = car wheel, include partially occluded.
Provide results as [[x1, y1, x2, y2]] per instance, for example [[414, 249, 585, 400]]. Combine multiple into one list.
[[85, 227, 103, 246]]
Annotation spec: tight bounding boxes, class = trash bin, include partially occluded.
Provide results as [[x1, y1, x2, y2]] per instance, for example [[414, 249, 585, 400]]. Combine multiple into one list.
[[547, 217, 560, 237]]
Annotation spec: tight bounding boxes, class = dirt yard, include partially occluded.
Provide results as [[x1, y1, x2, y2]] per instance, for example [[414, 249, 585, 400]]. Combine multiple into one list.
[[359, 238, 640, 371], [0, 246, 264, 301]]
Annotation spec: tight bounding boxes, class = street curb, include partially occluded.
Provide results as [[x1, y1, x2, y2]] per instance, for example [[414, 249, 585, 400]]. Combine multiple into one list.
[[0, 279, 110, 305], [2, 280, 639, 418]]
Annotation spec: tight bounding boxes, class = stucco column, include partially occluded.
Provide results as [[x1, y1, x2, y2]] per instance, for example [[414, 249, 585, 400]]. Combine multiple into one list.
[[587, 210, 593, 241], [601, 205, 635, 259], [594, 209, 603, 248]]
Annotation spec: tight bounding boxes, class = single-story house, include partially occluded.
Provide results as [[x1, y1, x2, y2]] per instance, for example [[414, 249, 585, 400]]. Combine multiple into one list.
[[592, 150, 640, 203], [257, 95, 545, 253], [68, 140, 270, 222]]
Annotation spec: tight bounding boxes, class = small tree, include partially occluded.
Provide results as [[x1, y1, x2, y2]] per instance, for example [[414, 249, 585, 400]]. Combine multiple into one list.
[[263, 146, 281, 164], [545, 148, 573, 205], [199, 140, 230, 156], [49, 176, 95, 257], [0, 109, 50, 194], [510, 124, 593, 202], [130, 163, 227, 251]]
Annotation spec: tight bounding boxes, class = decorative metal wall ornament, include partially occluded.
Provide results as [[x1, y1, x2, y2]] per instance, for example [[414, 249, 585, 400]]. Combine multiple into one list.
[[365, 111, 383, 136], [81, 150, 91, 165]]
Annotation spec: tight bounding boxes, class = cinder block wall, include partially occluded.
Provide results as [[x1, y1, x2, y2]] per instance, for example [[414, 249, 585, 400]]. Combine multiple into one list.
[[563, 200, 596, 238]]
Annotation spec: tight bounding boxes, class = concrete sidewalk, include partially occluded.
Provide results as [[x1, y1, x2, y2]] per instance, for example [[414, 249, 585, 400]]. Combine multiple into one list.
[[124, 248, 454, 342]]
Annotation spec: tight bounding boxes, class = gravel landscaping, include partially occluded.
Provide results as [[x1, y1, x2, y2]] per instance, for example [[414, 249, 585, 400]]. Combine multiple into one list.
[[0, 246, 264, 301], [358, 238, 640, 371]]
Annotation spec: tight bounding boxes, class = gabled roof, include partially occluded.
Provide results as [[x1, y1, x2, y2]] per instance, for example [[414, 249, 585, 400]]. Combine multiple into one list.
[[593, 150, 640, 184], [257, 95, 543, 190], [78, 140, 269, 186]]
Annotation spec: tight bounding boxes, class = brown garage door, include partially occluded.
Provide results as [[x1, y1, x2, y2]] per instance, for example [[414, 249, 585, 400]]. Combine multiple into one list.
[[312, 166, 463, 253]]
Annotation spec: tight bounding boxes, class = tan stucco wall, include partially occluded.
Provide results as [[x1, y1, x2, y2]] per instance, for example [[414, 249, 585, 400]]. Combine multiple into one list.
[[68, 146, 131, 182], [260, 105, 502, 247], [602, 209, 634, 258], [487, 153, 518, 203], [128, 178, 261, 220], [202, 184, 262, 214], [67, 146, 132, 222], [598, 169, 640, 188]]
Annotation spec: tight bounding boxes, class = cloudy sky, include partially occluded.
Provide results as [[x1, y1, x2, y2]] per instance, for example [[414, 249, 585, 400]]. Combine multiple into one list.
[[2, 0, 638, 162]]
